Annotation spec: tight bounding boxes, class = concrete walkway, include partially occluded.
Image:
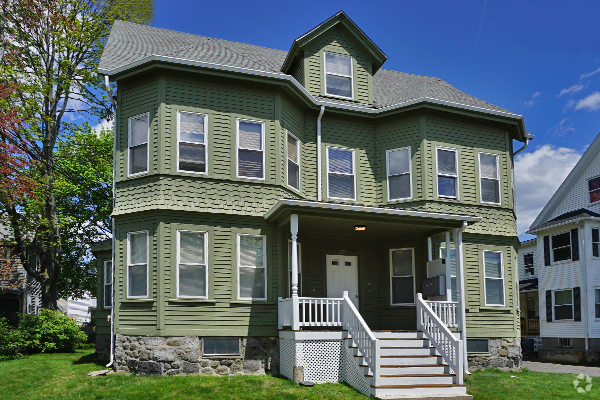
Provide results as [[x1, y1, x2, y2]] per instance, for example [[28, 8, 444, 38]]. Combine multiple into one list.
[[523, 361, 600, 377]]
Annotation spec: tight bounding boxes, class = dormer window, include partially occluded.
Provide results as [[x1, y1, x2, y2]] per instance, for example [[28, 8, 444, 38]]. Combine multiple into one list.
[[324, 52, 353, 99]]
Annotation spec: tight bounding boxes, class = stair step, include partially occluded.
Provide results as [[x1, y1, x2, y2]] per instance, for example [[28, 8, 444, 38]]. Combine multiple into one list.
[[377, 338, 430, 347], [373, 331, 424, 339], [372, 384, 468, 396], [380, 347, 439, 356], [377, 365, 452, 374], [380, 355, 445, 365]]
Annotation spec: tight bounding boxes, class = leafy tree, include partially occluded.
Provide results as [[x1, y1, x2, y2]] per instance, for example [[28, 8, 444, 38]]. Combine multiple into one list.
[[0, 0, 152, 309]]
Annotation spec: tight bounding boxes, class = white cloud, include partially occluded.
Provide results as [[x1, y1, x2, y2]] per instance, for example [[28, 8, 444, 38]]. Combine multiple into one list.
[[558, 83, 585, 97], [548, 118, 575, 137], [575, 92, 600, 111], [523, 91, 541, 107], [93, 119, 112, 136], [532, 91, 541, 98], [515, 145, 582, 236], [580, 66, 600, 79]]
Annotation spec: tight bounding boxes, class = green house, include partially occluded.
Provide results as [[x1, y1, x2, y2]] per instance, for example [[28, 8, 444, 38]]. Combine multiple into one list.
[[93, 11, 530, 397]]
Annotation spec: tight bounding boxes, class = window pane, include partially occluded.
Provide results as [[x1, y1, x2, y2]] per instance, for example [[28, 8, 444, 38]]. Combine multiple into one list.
[[288, 160, 299, 190], [589, 177, 600, 191], [104, 261, 113, 282], [595, 289, 600, 304], [238, 121, 262, 150], [596, 303, 600, 319], [524, 254, 533, 267], [130, 144, 147, 174], [329, 174, 354, 199], [484, 252, 502, 278], [389, 174, 410, 199], [179, 143, 205, 172], [451, 277, 458, 302], [437, 149, 456, 175], [485, 279, 503, 305], [593, 229, 599, 243], [287, 135, 298, 163], [203, 338, 240, 356], [130, 233, 147, 264], [328, 148, 353, 174], [238, 150, 263, 178], [239, 267, 265, 299], [240, 236, 264, 267], [392, 276, 414, 304], [391, 249, 413, 276], [480, 154, 498, 179], [179, 264, 206, 297], [555, 304, 573, 320], [179, 113, 204, 141], [594, 243, 600, 258], [104, 284, 112, 308], [553, 247, 571, 262], [555, 290, 572, 305], [325, 53, 352, 76], [552, 232, 571, 248], [438, 176, 456, 197], [129, 264, 147, 297], [326, 75, 352, 97], [389, 149, 410, 176], [481, 179, 499, 203], [130, 115, 148, 147], [591, 190, 600, 203], [180, 232, 205, 264]]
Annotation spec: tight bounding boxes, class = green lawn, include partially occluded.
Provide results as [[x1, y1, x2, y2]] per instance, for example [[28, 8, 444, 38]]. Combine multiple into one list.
[[1, 350, 599, 399]]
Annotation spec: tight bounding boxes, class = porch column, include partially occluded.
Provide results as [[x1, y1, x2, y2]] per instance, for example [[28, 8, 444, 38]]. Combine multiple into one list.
[[445, 231, 452, 301], [454, 223, 468, 375], [290, 214, 300, 330]]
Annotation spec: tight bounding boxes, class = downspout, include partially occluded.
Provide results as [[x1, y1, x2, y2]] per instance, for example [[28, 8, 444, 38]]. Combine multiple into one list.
[[512, 133, 533, 157], [316, 106, 325, 201], [454, 221, 469, 376], [104, 75, 117, 368], [578, 220, 589, 351]]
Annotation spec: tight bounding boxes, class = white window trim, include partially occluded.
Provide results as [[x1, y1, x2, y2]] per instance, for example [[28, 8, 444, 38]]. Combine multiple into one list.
[[127, 230, 149, 299], [237, 234, 267, 301], [103, 260, 113, 309], [553, 288, 574, 322], [326, 146, 357, 201], [127, 112, 150, 177], [389, 247, 416, 306], [176, 111, 208, 175], [386, 147, 412, 202], [478, 152, 501, 205], [550, 231, 572, 264], [176, 230, 209, 299], [592, 228, 600, 258], [588, 175, 600, 204], [323, 51, 354, 100], [594, 287, 600, 321], [287, 240, 302, 298], [483, 250, 505, 307], [286, 131, 301, 193], [435, 146, 459, 200], [523, 253, 534, 277], [236, 118, 265, 180]]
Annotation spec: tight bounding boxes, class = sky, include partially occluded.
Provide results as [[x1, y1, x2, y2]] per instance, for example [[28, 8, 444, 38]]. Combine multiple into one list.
[[139, 0, 600, 240]]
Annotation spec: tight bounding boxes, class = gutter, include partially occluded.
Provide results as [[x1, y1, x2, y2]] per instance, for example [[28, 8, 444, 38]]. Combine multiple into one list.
[[513, 132, 533, 156], [527, 216, 600, 235], [316, 106, 325, 201]]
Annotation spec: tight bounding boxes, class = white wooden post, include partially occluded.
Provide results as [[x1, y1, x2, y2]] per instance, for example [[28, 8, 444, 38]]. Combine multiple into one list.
[[427, 237, 433, 262], [454, 224, 468, 376], [291, 214, 300, 330], [445, 231, 452, 301]]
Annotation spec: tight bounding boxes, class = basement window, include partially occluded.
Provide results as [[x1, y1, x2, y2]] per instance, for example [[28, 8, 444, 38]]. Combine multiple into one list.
[[202, 338, 241, 356], [558, 338, 573, 348], [467, 339, 489, 354]]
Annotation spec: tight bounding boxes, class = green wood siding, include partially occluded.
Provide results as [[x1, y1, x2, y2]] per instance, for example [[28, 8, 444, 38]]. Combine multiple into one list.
[[94, 250, 112, 336], [291, 54, 305, 87]]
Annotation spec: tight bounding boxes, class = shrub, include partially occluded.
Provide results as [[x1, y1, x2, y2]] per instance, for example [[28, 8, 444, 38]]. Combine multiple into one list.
[[0, 318, 23, 361], [19, 309, 88, 353]]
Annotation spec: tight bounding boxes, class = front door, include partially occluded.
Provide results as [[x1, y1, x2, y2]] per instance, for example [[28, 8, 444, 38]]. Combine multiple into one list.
[[326, 254, 359, 310]]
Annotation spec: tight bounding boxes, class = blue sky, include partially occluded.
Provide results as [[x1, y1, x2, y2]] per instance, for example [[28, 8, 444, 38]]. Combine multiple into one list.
[[147, 0, 600, 238]]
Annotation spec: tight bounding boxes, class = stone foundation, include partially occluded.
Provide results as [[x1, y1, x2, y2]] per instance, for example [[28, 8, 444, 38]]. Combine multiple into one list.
[[95, 334, 111, 361], [468, 338, 522, 371], [114, 334, 279, 376]]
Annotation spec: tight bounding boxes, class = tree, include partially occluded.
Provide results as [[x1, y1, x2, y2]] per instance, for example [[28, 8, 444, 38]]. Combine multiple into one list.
[[0, 0, 152, 309]]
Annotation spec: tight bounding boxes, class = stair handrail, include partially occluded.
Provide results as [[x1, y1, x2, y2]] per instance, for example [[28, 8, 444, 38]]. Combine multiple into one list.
[[417, 293, 464, 384], [341, 291, 381, 387]]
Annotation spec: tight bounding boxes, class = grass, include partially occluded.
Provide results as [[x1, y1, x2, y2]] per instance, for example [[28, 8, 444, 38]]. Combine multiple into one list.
[[2, 351, 600, 399]]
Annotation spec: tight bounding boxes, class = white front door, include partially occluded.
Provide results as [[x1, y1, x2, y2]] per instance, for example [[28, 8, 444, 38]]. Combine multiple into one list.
[[326, 254, 359, 310]]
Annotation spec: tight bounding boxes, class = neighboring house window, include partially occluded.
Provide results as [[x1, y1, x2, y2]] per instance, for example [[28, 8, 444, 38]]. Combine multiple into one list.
[[237, 234, 267, 301], [595, 288, 600, 319], [387, 147, 412, 201], [128, 113, 149, 176], [237, 119, 264, 179], [202, 338, 241, 356], [327, 147, 355, 200], [589, 176, 600, 203], [483, 251, 504, 306], [127, 231, 149, 298], [324, 51, 353, 98], [479, 153, 500, 204], [178, 111, 207, 173], [104, 261, 113, 308], [524, 253, 534, 276], [551, 232, 571, 262], [593, 228, 600, 257], [554, 289, 573, 320], [287, 132, 300, 191], [436, 147, 458, 199], [177, 230, 208, 299], [440, 247, 458, 302], [390, 248, 415, 305], [288, 241, 302, 297]]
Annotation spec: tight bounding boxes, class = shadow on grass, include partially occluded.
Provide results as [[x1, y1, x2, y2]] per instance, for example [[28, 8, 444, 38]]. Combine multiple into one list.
[[73, 352, 106, 367]]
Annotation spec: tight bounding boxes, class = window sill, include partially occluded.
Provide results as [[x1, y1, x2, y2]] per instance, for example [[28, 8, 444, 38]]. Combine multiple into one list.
[[479, 306, 509, 310], [121, 299, 155, 303], [230, 300, 274, 305], [321, 93, 357, 102], [390, 303, 416, 307], [168, 299, 216, 303]]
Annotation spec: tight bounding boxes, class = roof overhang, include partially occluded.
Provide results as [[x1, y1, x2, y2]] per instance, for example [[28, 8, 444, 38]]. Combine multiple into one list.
[[527, 215, 600, 235]]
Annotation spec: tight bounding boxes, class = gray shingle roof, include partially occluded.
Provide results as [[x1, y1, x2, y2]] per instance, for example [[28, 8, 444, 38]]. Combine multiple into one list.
[[99, 20, 515, 115]]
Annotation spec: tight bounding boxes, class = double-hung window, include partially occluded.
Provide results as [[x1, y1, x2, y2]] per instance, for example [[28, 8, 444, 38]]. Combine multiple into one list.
[[483, 251, 504, 306], [103, 261, 113, 308], [551, 232, 571, 262], [440, 247, 458, 302], [327, 147, 355, 200], [390, 248, 415, 305], [593, 228, 600, 257], [237, 119, 264, 179], [524, 253, 534, 276], [177, 230, 208, 299], [237, 235, 267, 301], [387, 147, 411, 201], [178, 111, 207, 173], [128, 113, 149, 176], [287, 132, 300, 191], [589, 176, 600, 203], [436, 147, 458, 199], [595, 288, 600, 319], [479, 153, 500, 204], [127, 231, 148, 298], [324, 52, 353, 98], [554, 289, 573, 320]]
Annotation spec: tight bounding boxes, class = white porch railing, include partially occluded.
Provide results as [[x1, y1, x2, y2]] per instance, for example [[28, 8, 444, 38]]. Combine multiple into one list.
[[425, 300, 458, 328], [417, 293, 464, 384]]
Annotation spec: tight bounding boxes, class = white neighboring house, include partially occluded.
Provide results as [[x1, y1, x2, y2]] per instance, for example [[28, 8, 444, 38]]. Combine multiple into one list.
[[517, 238, 541, 352], [527, 132, 600, 362], [58, 295, 97, 324]]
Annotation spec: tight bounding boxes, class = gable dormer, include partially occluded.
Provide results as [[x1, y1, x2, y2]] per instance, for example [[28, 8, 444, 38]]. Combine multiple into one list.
[[281, 11, 387, 105]]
